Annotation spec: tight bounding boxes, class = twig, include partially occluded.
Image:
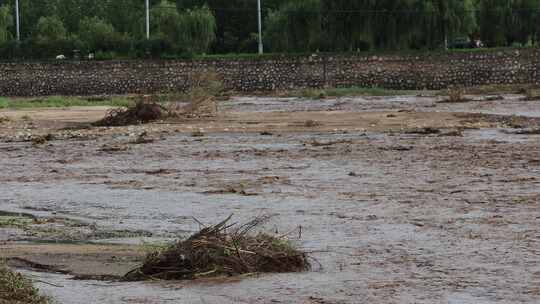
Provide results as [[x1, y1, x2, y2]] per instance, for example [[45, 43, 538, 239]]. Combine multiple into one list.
[[34, 279, 64, 288]]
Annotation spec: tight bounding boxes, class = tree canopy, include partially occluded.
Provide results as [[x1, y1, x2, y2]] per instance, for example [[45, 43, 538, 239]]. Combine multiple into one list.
[[0, 4, 12, 44], [0, 0, 539, 59]]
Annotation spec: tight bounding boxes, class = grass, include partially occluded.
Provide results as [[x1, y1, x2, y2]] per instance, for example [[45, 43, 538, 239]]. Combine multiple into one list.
[[0, 96, 132, 109], [292, 86, 426, 98], [0, 263, 49, 304], [0, 216, 34, 229]]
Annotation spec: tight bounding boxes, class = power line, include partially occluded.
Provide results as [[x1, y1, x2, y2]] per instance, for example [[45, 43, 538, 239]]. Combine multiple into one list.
[[144, 5, 540, 14]]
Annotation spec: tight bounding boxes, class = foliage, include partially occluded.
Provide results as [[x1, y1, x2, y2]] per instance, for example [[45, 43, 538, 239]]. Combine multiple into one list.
[[151, 0, 183, 48], [177, 6, 216, 53], [0, 0, 540, 58], [151, 1, 216, 54], [0, 5, 12, 44], [34, 16, 67, 42], [265, 0, 322, 52], [0, 263, 49, 304], [262, 0, 479, 52], [78, 17, 125, 52], [479, 0, 540, 47]]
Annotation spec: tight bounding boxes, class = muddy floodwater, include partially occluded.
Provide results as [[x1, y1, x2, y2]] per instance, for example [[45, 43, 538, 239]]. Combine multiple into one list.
[[1, 95, 540, 303]]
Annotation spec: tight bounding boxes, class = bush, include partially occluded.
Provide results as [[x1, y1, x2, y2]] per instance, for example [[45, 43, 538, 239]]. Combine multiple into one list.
[[35, 16, 67, 43], [133, 37, 178, 58], [94, 51, 117, 61], [78, 17, 128, 53], [0, 40, 18, 59], [0, 264, 49, 304]]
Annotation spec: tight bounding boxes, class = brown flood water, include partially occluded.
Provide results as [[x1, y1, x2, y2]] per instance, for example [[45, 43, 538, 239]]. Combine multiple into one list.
[[1, 95, 540, 304]]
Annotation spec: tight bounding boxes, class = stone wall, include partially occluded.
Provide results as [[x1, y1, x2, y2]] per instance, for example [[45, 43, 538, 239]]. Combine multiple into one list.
[[1, 48, 539, 96]]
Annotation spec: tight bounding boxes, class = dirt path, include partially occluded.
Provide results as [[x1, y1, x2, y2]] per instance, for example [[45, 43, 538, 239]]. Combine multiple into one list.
[[1, 95, 540, 304]]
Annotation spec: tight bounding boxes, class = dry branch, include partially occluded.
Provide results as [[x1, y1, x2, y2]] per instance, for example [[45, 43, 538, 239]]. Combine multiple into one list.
[[124, 216, 310, 281]]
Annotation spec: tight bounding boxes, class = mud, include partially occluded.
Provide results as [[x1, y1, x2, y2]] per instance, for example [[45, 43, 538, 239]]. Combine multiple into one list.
[[1, 94, 540, 303]]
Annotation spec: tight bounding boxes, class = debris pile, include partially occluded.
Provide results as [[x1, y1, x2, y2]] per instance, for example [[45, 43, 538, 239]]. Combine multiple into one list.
[[503, 128, 540, 135], [404, 127, 441, 135], [124, 216, 310, 281], [94, 99, 166, 127]]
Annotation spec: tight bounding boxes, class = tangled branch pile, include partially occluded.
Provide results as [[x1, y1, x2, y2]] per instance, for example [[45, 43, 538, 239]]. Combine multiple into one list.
[[124, 216, 309, 281], [95, 71, 224, 126], [94, 98, 167, 127]]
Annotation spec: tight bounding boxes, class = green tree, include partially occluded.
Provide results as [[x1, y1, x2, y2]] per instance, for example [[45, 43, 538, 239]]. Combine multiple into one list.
[[18, 0, 59, 39], [35, 16, 67, 42], [178, 6, 217, 53], [79, 16, 123, 52], [105, 0, 145, 37], [411, 0, 477, 49], [177, 0, 286, 53], [0, 5, 13, 44], [265, 0, 322, 52], [507, 0, 540, 45], [152, 1, 216, 53], [151, 0, 182, 46]]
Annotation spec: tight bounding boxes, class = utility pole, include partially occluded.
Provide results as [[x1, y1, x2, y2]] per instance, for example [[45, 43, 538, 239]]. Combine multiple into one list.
[[145, 0, 150, 39], [257, 0, 263, 54], [15, 0, 20, 42]]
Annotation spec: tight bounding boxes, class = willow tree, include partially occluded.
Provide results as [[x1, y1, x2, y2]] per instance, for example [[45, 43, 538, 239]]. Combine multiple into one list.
[[478, 0, 515, 46], [151, 0, 183, 46], [0, 5, 12, 44], [177, 6, 216, 53], [152, 1, 215, 54], [411, 0, 477, 49], [319, 0, 427, 51], [436, 0, 477, 48], [177, 0, 287, 53], [320, 0, 376, 51], [265, 0, 322, 52], [506, 0, 540, 45], [368, 0, 422, 50]]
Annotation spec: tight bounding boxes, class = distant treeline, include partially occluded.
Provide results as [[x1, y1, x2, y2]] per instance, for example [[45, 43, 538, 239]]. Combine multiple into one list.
[[0, 0, 539, 59]]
